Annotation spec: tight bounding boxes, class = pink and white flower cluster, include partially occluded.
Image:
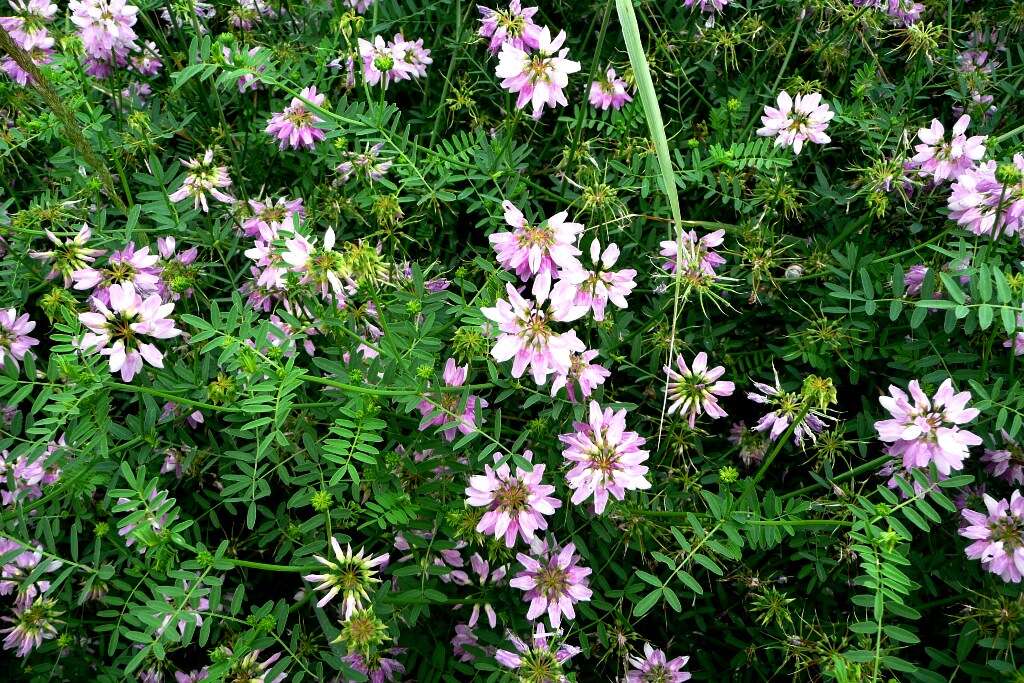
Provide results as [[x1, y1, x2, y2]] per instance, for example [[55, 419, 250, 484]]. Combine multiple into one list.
[[481, 2, 612, 116], [478, 0, 541, 54], [465, 450, 560, 548], [960, 490, 1024, 583], [875, 379, 981, 476], [559, 401, 650, 514], [266, 86, 326, 151], [0, 442, 60, 506], [907, 115, 987, 183], [358, 34, 432, 89], [664, 352, 734, 428], [0, 0, 57, 85], [418, 358, 488, 442], [757, 91, 834, 155], [69, 0, 142, 78], [0, 308, 38, 372], [168, 149, 235, 213], [589, 67, 632, 111], [947, 154, 1024, 239], [510, 536, 592, 629], [71, 241, 161, 306], [484, 200, 631, 394], [78, 282, 182, 382], [495, 26, 581, 119]]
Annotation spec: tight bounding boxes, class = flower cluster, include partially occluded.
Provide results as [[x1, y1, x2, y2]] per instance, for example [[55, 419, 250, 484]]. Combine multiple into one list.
[[304, 538, 388, 618], [0, 0, 57, 85], [358, 34, 432, 89], [266, 86, 327, 151], [875, 379, 981, 476], [960, 490, 1024, 583], [78, 282, 182, 381], [757, 91, 834, 155]]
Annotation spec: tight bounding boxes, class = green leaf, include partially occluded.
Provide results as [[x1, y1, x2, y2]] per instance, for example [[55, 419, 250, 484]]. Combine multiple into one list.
[[884, 625, 921, 644], [633, 589, 662, 617], [636, 570, 662, 587], [662, 587, 682, 612], [978, 304, 994, 330], [939, 273, 966, 304], [615, 0, 681, 230], [677, 570, 704, 595]]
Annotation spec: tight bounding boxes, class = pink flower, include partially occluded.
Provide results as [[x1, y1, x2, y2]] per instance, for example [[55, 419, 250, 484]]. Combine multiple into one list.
[[495, 624, 580, 678], [68, 0, 138, 63], [1006, 329, 1024, 357], [549, 349, 610, 402], [908, 115, 986, 183], [947, 155, 1024, 239], [903, 264, 929, 296], [281, 227, 351, 301], [78, 281, 182, 382], [510, 537, 592, 629], [658, 229, 726, 278], [222, 45, 264, 92], [358, 35, 415, 88], [489, 201, 583, 297], [960, 490, 1024, 583], [390, 33, 432, 79], [71, 241, 161, 304], [265, 86, 326, 150], [344, 0, 373, 13], [684, 0, 727, 12], [337, 143, 392, 183], [756, 91, 834, 155], [1, 27, 54, 85], [589, 68, 631, 110], [747, 368, 828, 445], [478, 1, 541, 54], [982, 430, 1024, 486], [418, 358, 489, 441], [266, 314, 317, 357], [227, 0, 278, 30], [168, 149, 234, 212], [464, 450, 561, 548], [875, 378, 982, 476], [451, 552, 507, 628], [664, 352, 734, 427], [0, 309, 38, 371], [342, 648, 405, 683], [30, 223, 105, 286], [220, 649, 285, 683], [481, 282, 587, 385], [554, 239, 636, 321], [0, 539, 60, 608], [129, 40, 162, 76], [242, 196, 304, 240], [452, 623, 485, 662], [155, 236, 199, 302], [1, 598, 61, 657], [728, 422, 768, 467], [495, 26, 581, 119], [626, 643, 692, 683], [559, 401, 650, 514]]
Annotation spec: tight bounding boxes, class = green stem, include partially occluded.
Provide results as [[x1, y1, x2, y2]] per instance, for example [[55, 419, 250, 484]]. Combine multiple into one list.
[[781, 453, 893, 500]]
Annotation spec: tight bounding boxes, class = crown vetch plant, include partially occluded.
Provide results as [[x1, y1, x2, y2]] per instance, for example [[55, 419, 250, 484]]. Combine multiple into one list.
[[1, 0, 1024, 680]]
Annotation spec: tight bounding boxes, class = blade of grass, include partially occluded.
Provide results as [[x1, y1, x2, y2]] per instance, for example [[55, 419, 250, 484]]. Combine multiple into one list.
[[615, 0, 683, 445]]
